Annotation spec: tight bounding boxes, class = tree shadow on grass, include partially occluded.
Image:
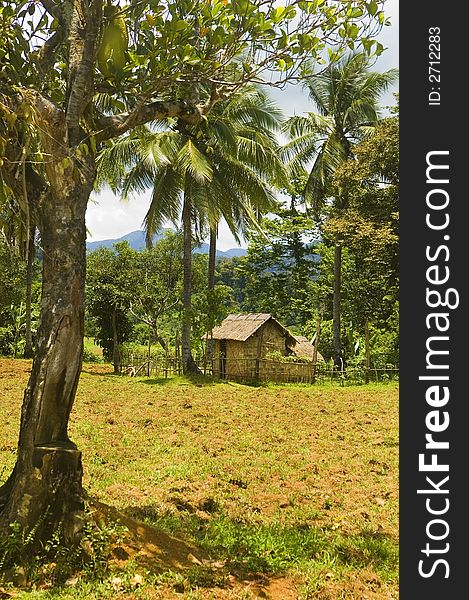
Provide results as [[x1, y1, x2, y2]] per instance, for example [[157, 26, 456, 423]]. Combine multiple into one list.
[[138, 373, 224, 387], [118, 502, 398, 595], [0, 496, 397, 599], [81, 365, 114, 376], [81, 366, 263, 389], [80, 369, 227, 387]]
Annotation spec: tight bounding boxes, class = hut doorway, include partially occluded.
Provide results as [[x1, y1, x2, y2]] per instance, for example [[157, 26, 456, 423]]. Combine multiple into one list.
[[219, 339, 227, 379]]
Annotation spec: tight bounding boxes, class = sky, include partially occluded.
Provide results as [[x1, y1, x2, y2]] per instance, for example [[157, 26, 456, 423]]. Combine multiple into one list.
[[85, 0, 399, 250]]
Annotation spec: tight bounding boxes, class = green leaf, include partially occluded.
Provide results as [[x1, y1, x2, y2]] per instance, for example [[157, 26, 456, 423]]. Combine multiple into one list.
[[347, 7, 364, 18], [271, 6, 287, 23], [277, 58, 286, 71], [367, 1, 379, 16], [328, 48, 340, 62], [348, 23, 359, 40], [361, 38, 375, 54], [171, 18, 189, 31], [277, 33, 289, 49], [90, 136, 97, 155]]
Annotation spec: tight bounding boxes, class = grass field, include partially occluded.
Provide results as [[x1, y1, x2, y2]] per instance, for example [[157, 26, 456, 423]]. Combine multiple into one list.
[[0, 358, 398, 599]]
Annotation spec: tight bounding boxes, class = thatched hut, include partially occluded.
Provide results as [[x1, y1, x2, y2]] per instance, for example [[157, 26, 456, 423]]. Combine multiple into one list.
[[289, 335, 325, 362], [207, 313, 323, 381]]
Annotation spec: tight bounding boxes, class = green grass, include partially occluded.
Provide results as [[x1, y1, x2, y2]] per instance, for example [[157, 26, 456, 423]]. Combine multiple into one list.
[[0, 358, 398, 599]]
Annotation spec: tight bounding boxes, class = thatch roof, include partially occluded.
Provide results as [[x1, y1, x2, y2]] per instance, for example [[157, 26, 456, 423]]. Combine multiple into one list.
[[210, 313, 295, 343], [288, 335, 324, 362]]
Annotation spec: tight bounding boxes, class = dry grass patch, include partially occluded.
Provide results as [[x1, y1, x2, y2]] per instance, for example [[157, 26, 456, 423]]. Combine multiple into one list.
[[0, 358, 398, 598]]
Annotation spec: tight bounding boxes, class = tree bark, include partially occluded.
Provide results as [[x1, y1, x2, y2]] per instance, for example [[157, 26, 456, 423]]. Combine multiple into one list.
[[332, 240, 343, 371], [364, 318, 370, 384], [0, 166, 93, 544], [155, 331, 168, 353], [181, 193, 200, 375]]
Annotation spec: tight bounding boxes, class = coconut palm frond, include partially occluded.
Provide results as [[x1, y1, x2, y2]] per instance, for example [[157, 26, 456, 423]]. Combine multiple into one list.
[[230, 102, 283, 131], [357, 68, 399, 104], [143, 166, 183, 238], [176, 139, 213, 183], [280, 133, 318, 171], [206, 119, 238, 153], [95, 136, 142, 191], [121, 160, 157, 201], [221, 86, 284, 130], [286, 52, 398, 215], [235, 132, 282, 179], [216, 156, 276, 212], [302, 75, 331, 116], [93, 93, 130, 116], [303, 134, 345, 214]]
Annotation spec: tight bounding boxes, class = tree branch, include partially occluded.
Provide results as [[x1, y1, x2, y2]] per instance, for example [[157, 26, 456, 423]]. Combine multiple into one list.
[[96, 99, 203, 142], [40, 0, 66, 27], [33, 30, 65, 73], [66, 0, 103, 138]]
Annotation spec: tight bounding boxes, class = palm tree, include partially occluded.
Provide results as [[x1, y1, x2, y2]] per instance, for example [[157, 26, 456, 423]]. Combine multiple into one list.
[[283, 54, 398, 369], [97, 87, 286, 373]]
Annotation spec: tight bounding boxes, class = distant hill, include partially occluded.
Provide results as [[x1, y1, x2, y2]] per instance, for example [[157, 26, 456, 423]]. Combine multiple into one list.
[[86, 230, 247, 258]]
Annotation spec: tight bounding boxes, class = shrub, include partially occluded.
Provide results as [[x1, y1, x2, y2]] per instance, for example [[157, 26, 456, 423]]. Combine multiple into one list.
[[0, 326, 15, 356]]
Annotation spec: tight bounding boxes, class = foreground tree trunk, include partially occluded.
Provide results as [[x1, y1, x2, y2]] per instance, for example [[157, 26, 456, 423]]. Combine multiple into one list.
[[181, 192, 200, 374], [332, 240, 343, 371], [0, 156, 94, 544]]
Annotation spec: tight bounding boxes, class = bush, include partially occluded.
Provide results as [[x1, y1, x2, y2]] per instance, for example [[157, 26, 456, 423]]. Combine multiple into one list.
[[83, 348, 104, 363], [0, 509, 128, 587], [265, 350, 312, 364], [0, 327, 15, 356]]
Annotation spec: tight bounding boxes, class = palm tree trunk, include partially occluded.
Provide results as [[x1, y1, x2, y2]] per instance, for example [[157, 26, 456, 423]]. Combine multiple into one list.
[[205, 224, 218, 364], [208, 224, 217, 291], [333, 240, 343, 371], [181, 192, 200, 374], [23, 227, 36, 359]]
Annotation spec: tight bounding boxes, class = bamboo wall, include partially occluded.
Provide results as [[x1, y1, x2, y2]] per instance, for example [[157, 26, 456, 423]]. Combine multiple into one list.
[[215, 321, 289, 380]]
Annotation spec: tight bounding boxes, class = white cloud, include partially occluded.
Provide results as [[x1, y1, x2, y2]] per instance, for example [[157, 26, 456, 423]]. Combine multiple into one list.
[[86, 188, 151, 241], [86, 187, 244, 251]]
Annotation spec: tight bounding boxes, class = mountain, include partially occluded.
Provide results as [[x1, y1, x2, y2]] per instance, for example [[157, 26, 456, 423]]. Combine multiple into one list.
[[86, 230, 247, 258], [86, 229, 170, 252]]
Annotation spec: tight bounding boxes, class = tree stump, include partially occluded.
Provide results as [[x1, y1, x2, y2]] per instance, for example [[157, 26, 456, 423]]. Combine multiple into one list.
[[0, 443, 84, 546]]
